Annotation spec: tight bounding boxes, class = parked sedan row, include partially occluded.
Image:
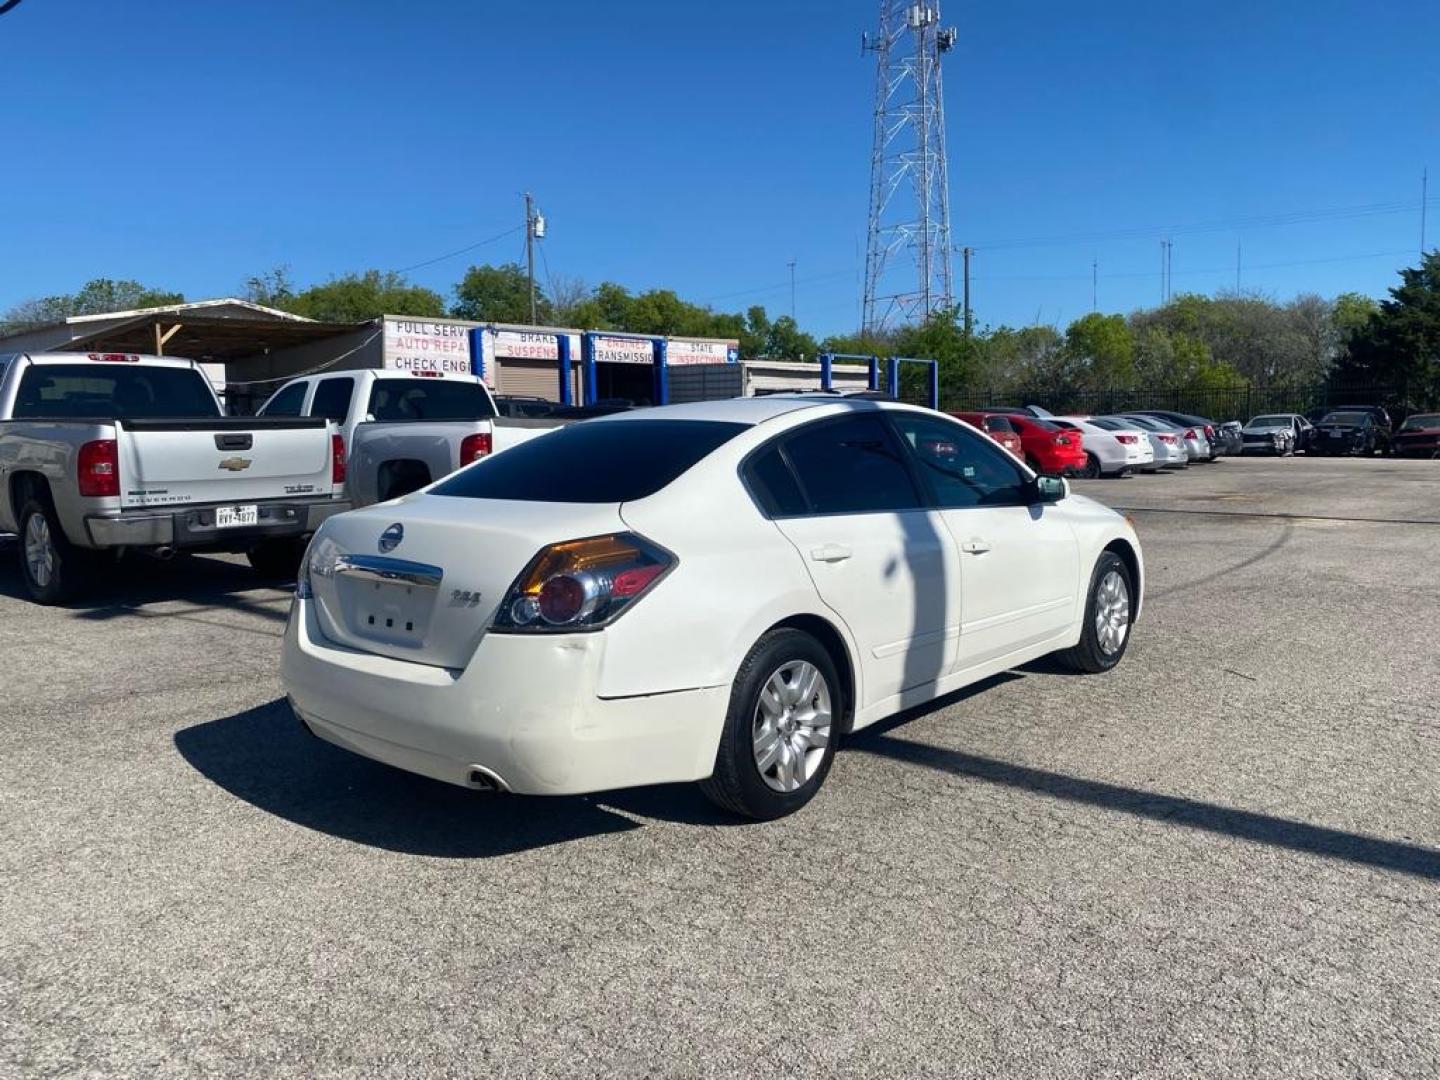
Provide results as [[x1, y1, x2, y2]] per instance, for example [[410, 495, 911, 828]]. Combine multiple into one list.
[[951, 408, 1221, 478]]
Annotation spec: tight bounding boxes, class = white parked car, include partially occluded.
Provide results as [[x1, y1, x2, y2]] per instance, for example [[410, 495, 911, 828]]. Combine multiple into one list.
[[1050, 416, 1156, 477], [282, 398, 1143, 819]]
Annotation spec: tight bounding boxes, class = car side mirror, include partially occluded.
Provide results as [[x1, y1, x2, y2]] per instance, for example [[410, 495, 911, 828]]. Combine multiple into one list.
[[1031, 475, 1066, 504]]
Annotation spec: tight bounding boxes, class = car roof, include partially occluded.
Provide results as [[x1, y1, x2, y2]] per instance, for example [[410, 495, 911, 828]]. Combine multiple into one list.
[[596, 395, 866, 426]]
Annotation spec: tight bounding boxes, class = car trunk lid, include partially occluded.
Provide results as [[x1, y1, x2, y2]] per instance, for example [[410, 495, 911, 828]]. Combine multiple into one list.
[[307, 495, 626, 669]]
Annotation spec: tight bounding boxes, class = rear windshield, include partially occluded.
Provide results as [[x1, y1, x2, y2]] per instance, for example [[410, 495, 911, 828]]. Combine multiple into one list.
[[431, 419, 748, 503], [13, 363, 221, 419], [368, 379, 497, 422], [1321, 412, 1364, 425]]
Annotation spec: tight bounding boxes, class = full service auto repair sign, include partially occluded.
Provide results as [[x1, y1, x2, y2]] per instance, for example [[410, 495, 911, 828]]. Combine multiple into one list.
[[383, 317, 472, 374], [668, 338, 740, 366]]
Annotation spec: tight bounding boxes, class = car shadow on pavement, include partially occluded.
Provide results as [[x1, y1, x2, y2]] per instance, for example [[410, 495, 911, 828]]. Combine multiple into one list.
[[0, 540, 290, 622], [848, 728, 1440, 881], [172, 698, 737, 857]]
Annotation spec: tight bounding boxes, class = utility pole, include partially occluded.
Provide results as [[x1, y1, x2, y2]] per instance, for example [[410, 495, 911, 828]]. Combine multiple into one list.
[[523, 192, 541, 324], [1236, 240, 1242, 292], [862, 2, 956, 333], [788, 259, 797, 320], [1422, 168, 1429, 257], [962, 246, 972, 334], [1160, 240, 1166, 304]]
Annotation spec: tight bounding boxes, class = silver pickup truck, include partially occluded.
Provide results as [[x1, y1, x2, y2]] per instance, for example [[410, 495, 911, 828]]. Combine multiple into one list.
[[257, 369, 568, 506], [0, 352, 349, 603]]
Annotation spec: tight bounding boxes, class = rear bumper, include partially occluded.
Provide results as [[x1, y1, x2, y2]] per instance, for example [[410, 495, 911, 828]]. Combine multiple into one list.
[[281, 599, 729, 796], [84, 497, 349, 549], [1030, 448, 1087, 473]]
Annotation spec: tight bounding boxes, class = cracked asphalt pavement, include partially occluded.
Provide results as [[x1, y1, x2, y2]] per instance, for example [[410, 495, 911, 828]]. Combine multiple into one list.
[[2, 455, 1439, 1078]]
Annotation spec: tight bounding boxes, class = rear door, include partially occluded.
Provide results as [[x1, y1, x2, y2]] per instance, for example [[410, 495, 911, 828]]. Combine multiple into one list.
[[765, 413, 959, 708], [888, 412, 1079, 673]]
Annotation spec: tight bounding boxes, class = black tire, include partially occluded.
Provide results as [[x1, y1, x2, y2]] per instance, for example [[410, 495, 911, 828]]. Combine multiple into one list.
[[247, 538, 307, 581], [699, 628, 842, 820], [1079, 453, 1102, 480], [1053, 551, 1134, 674], [16, 497, 95, 605]]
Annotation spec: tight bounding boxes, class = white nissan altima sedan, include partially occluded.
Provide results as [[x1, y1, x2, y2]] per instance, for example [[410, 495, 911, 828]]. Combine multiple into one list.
[[282, 397, 1143, 819]]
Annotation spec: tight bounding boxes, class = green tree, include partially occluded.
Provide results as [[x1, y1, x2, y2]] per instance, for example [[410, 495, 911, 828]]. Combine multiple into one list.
[[1063, 312, 1135, 388], [243, 266, 296, 309], [3, 277, 185, 330], [1335, 252, 1440, 402], [451, 263, 549, 324], [284, 270, 444, 322]]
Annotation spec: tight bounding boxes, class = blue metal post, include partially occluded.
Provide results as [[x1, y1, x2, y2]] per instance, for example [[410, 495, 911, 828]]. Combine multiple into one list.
[[887, 357, 900, 399], [468, 327, 487, 382], [820, 352, 833, 390], [583, 333, 598, 406], [653, 338, 669, 406], [868, 356, 879, 390], [557, 334, 573, 406]]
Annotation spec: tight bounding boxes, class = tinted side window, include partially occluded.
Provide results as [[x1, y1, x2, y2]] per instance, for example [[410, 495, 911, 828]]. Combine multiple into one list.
[[891, 414, 1030, 509], [311, 377, 354, 424], [261, 382, 307, 416], [743, 444, 807, 517], [783, 414, 923, 514]]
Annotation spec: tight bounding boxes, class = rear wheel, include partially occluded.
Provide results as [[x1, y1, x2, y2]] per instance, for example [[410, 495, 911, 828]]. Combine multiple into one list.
[[699, 629, 840, 820], [1079, 453, 1102, 479], [247, 538, 306, 581], [17, 497, 95, 605], [1054, 551, 1133, 674]]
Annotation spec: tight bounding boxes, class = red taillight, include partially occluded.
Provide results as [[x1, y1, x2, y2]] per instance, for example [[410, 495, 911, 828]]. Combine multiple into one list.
[[78, 439, 120, 498], [1116, 434, 1138, 444], [1159, 434, 1177, 444], [1204, 425, 1215, 438], [496, 533, 673, 631], [86, 352, 140, 363], [1053, 433, 1071, 446], [1184, 428, 1198, 440], [413, 370, 444, 378], [331, 434, 346, 486], [460, 432, 492, 465]]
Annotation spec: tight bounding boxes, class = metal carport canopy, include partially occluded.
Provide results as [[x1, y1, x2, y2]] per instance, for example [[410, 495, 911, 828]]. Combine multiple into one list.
[[51, 312, 371, 361]]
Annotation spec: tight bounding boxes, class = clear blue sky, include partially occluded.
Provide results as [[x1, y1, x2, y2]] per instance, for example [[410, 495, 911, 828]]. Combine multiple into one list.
[[1, 0, 1436, 336]]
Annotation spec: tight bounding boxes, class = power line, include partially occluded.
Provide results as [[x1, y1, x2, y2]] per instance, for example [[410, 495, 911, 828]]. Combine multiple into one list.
[[970, 247, 1414, 284], [394, 224, 525, 274], [967, 197, 1440, 253]]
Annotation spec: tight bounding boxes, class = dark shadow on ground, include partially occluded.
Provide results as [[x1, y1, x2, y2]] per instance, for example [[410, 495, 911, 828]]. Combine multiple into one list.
[[174, 699, 751, 856], [0, 540, 290, 622], [849, 731, 1440, 881]]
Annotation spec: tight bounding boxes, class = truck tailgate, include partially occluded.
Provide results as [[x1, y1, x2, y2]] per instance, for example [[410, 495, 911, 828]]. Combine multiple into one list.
[[118, 418, 334, 509]]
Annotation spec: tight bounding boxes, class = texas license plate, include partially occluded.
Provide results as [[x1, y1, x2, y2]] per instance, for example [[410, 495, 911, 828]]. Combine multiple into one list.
[[215, 505, 259, 528]]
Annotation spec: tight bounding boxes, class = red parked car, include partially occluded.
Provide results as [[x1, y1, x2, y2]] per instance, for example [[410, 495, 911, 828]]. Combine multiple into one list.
[[971, 411, 1087, 475], [1392, 413, 1440, 457], [951, 411, 1024, 458]]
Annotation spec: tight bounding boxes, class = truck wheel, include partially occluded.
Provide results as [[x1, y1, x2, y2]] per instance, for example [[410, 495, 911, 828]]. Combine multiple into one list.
[[247, 538, 306, 581], [17, 498, 94, 605]]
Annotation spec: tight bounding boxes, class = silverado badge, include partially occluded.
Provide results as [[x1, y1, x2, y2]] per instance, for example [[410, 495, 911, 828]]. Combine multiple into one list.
[[217, 457, 253, 472]]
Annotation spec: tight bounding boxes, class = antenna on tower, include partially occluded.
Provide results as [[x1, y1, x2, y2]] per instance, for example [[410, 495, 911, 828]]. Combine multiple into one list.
[[862, 2, 956, 334]]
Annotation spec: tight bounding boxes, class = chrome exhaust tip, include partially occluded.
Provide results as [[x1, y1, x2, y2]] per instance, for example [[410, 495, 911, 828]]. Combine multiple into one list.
[[467, 765, 510, 793]]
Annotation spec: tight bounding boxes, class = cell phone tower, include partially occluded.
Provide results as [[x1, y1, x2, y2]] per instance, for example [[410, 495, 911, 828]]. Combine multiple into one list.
[[862, 2, 957, 334]]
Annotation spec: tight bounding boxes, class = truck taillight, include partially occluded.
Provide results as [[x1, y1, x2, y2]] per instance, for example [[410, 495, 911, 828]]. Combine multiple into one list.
[[460, 432, 492, 465], [78, 439, 120, 498], [331, 434, 346, 486]]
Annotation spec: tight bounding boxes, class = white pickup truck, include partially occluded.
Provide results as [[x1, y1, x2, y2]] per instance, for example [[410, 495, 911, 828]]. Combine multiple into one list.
[[0, 352, 349, 603], [257, 369, 567, 506]]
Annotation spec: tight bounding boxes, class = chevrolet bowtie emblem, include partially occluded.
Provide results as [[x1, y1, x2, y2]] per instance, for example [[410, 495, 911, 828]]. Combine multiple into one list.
[[218, 457, 253, 472]]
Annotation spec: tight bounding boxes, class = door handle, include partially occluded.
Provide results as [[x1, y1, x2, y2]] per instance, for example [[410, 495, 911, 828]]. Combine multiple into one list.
[[961, 538, 991, 555], [809, 543, 852, 563]]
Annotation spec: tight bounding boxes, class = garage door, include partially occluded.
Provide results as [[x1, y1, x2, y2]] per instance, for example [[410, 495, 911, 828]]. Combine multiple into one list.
[[494, 357, 578, 402]]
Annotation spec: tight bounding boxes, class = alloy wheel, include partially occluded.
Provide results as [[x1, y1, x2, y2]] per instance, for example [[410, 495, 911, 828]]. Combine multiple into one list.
[[752, 660, 832, 793], [24, 511, 56, 590], [1094, 569, 1130, 655]]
